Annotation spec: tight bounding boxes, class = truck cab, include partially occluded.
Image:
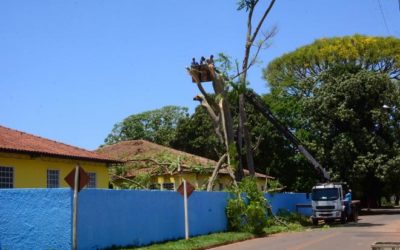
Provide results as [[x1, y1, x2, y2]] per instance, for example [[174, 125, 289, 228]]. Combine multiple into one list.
[[311, 183, 346, 225]]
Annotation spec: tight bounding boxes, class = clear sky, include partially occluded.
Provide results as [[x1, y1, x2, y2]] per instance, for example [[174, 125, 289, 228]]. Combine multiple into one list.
[[1, 0, 399, 150]]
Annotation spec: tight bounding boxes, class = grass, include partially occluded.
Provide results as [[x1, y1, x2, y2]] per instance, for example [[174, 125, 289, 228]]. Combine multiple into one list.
[[264, 222, 304, 234], [264, 212, 312, 234], [109, 213, 313, 250], [108, 232, 255, 250]]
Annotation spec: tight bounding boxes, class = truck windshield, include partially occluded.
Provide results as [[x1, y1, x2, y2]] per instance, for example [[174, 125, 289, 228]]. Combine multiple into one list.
[[312, 188, 339, 201]]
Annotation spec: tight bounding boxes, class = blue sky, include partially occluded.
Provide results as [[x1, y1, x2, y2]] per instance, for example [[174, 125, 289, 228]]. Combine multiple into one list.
[[1, 0, 399, 150]]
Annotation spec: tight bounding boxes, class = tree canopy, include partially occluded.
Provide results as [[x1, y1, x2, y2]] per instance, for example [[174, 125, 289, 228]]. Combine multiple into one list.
[[104, 106, 189, 146], [265, 35, 400, 97], [262, 35, 400, 203], [306, 68, 400, 197], [171, 106, 222, 161]]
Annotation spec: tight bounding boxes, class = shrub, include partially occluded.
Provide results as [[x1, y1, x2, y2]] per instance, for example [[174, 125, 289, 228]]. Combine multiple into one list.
[[226, 198, 247, 231], [246, 201, 268, 235], [225, 177, 268, 235]]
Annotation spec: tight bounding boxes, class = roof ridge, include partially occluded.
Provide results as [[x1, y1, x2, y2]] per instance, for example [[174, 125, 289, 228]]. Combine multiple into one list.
[[0, 124, 96, 153], [118, 139, 217, 163], [0, 124, 120, 163]]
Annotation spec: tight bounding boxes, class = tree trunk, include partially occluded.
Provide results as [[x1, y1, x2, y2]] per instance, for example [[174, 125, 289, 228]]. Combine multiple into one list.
[[236, 127, 244, 181], [219, 99, 237, 176], [239, 94, 255, 177], [236, 1, 276, 180], [188, 65, 238, 185]]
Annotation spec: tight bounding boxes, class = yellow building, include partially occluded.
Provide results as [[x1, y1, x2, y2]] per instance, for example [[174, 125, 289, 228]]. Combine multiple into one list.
[[0, 125, 120, 189], [97, 140, 273, 191]]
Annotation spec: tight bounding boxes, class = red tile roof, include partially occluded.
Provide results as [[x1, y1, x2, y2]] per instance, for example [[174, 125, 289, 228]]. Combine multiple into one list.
[[0, 125, 121, 163], [97, 140, 273, 179]]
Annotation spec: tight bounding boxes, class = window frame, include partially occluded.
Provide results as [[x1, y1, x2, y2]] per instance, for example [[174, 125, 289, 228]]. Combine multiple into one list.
[[0, 166, 14, 188], [87, 172, 97, 188], [47, 169, 60, 188], [149, 183, 160, 190], [162, 182, 175, 190]]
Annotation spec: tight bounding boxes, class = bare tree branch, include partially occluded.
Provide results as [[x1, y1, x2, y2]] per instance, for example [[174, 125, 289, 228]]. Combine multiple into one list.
[[224, 164, 238, 187], [231, 27, 277, 80], [207, 153, 228, 191], [249, 0, 276, 45], [252, 134, 263, 151], [193, 95, 224, 143], [237, 0, 276, 179]]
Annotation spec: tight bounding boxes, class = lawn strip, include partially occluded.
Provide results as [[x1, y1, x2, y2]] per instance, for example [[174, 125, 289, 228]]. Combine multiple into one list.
[[111, 232, 254, 250]]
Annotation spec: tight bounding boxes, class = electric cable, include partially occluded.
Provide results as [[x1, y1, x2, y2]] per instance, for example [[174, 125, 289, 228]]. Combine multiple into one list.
[[377, 0, 391, 35]]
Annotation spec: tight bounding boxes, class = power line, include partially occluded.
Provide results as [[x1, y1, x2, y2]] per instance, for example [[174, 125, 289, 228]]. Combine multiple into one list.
[[377, 0, 391, 35]]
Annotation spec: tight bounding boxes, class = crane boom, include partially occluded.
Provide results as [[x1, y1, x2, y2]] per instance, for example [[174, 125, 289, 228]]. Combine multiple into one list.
[[244, 90, 330, 181]]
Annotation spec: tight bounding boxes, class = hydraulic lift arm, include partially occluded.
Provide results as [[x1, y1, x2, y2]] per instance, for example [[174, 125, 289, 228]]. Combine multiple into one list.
[[244, 90, 330, 181]]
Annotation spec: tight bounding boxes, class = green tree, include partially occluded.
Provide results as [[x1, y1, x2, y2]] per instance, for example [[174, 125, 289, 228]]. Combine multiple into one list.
[[104, 106, 189, 146], [305, 68, 400, 205], [265, 35, 400, 92], [263, 35, 400, 203], [171, 106, 223, 161]]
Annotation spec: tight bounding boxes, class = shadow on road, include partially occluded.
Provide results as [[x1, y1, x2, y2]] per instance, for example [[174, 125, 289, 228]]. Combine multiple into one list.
[[360, 208, 400, 216], [340, 222, 385, 227], [317, 221, 385, 228]]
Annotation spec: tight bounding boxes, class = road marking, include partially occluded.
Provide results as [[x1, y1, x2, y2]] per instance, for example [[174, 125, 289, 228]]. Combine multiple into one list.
[[287, 232, 340, 250]]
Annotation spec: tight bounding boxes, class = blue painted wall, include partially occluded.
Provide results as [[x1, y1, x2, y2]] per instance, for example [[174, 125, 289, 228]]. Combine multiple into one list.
[[0, 189, 311, 249], [78, 190, 311, 249], [266, 192, 312, 216], [0, 189, 72, 250], [77, 189, 230, 249]]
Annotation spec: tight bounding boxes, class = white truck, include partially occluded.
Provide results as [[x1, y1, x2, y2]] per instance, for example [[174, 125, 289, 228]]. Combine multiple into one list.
[[311, 183, 359, 225]]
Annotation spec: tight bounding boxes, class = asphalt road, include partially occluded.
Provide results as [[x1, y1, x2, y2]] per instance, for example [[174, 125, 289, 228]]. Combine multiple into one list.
[[210, 209, 400, 250]]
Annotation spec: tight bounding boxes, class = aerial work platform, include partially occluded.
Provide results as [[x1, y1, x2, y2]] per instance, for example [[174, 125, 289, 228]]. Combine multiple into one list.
[[191, 64, 212, 83]]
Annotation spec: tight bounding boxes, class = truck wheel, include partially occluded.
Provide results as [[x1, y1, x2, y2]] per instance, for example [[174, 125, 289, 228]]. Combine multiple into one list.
[[312, 218, 318, 226]]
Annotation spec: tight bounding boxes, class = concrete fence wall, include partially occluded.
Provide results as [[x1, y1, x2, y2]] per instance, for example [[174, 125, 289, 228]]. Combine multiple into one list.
[[0, 189, 72, 250], [266, 192, 312, 215], [0, 189, 311, 250], [78, 190, 230, 249]]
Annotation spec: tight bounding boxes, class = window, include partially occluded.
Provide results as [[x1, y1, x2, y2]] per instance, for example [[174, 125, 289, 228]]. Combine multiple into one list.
[[162, 182, 174, 190], [47, 169, 59, 188], [311, 188, 339, 201], [0, 166, 14, 188], [149, 183, 160, 190], [87, 172, 96, 188]]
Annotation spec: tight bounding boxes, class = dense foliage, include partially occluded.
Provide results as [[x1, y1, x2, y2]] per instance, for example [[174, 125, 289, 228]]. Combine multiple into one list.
[[104, 106, 189, 146], [226, 178, 268, 235], [171, 106, 222, 161], [265, 35, 400, 89], [263, 35, 400, 205]]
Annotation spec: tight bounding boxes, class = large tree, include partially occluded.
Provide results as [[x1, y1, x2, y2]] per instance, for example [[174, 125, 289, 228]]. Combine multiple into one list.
[[187, 0, 277, 185], [305, 67, 400, 205], [104, 106, 189, 146], [263, 35, 400, 204], [265, 35, 400, 97]]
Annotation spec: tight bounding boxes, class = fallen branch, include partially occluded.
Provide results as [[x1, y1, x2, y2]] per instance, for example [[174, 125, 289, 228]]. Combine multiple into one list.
[[111, 174, 147, 189], [207, 154, 227, 191]]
